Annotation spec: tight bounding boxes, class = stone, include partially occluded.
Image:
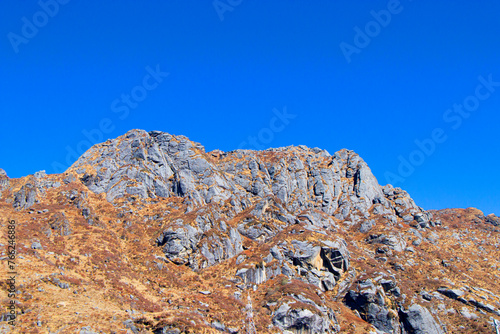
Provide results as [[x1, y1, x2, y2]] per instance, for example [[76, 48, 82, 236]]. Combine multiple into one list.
[[236, 266, 267, 285], [367, 234, 407, 252], [345, 279, 399, 333], [13, 183, 37, 209], [399, 304, 444, 334], [211, 321, 225, 331], [359, 219, 375, 233], [272, 302, 329, 333], [459, 307, 478, 320], [156, 225, 201, 266], [468, 298, 498, 314], [34, 170, 47, 178], [31, 241, 42, 250], [437, 287, 465, 300], [485, 214, 500, 227]]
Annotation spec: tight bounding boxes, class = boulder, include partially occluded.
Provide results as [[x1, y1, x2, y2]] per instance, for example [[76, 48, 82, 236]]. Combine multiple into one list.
[[345, 279, 400, 333], [13, 183, 37, 209], [399, 304, 444, 334], [156, 225, 201, 265], [437, 287, 465, 300], [367, 234, 407, 252], [272, 302, 329, 334]]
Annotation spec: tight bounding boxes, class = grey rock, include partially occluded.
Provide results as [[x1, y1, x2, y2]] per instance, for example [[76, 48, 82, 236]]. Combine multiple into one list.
[[31, 241, 42, 250], [400, 304, 444, 334], [156, 225, 201, 266], [63, 174, 76, 184], [79, 326, 99, 334], [153, 326, 181, 334], [437, 287, 464, 300], [237, 221, 269, 241], [58, 282, 69, 289], [34, 170, 47, 179], [48, 213, 73, 236], [211, 321, 225, 331], [485, 214, 500, 227], [459, 307, 478, 319], [272, 302, 329, 333], [345, 279, 399, 333], [236, 266, 267, 285], [367, 234, 407, 252], [197, 227, 242, 268], [69, 130, 430, 229], [359, 219, 375, 233], [226, 326, 239, 334], [123, 319, 139, 333], [420, 291, 433, 301], [13, 183, 37, 209], [468, 298, 498, 314], [0, 312, 12, 322], [270, 246, 284, 261]]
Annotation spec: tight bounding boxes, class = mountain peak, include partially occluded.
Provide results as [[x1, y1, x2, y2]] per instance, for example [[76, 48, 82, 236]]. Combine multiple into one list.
[[67, 130, 402, 217]]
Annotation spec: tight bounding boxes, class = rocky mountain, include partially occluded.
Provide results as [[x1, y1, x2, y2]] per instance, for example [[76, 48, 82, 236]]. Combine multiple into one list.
[[0, 129, 499, 333]]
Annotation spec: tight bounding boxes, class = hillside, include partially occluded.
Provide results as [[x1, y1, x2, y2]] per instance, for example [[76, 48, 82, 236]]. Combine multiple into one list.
[[0, 129, 499, 333]]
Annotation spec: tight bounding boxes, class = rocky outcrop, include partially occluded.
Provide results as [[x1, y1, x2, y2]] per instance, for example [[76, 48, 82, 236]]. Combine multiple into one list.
[[11, 171, 61, 209], [485, 214, 500, 227], [156, 222, 202, 266], [366, 233, 407, 252], [70, 130, 234, 204], [13, 182, 37, 209], [272, 301, 331, 333], [345, 279, 445, 334], [64, 129, 434, 276], [345, 279, 400, 333], [399, 304, 444, 334], [69, 130, 428, 225], [233, 225, 350, 293]]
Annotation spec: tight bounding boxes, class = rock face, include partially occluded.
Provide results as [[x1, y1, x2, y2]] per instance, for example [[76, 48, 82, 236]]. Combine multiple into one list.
[[13, 183, 37, 209], [69, 129, 427, 221], [272, 302, 330, 333], [345, 279, 401, 333], [66, 129, 430, 273], [71, 130, 233, 204], [1, 129, 499, 333], [70, 130, 424, 215], [11, 171, 61, 209]]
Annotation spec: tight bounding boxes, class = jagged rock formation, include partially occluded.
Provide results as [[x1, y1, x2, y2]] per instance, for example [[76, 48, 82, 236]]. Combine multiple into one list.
[[69, 129, 424, 219], [0, 129, 499, 333]]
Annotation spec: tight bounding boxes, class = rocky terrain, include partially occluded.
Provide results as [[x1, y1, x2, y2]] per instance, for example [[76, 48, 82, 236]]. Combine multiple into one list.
[[0, 129, 499, 333]]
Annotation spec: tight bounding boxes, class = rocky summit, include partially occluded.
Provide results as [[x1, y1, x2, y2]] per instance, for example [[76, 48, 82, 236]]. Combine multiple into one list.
[[1, 129, 499, 333]]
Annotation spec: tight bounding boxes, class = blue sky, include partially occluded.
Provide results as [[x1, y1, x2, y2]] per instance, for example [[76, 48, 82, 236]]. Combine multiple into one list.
[[1, 1, 499, 215]]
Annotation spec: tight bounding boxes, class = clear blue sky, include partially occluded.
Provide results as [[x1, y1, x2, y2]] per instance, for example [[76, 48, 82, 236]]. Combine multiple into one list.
[[1, 1, 499, 215]]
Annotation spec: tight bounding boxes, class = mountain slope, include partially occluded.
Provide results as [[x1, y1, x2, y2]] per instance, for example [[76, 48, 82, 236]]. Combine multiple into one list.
[[0, 129, 499, 333]]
